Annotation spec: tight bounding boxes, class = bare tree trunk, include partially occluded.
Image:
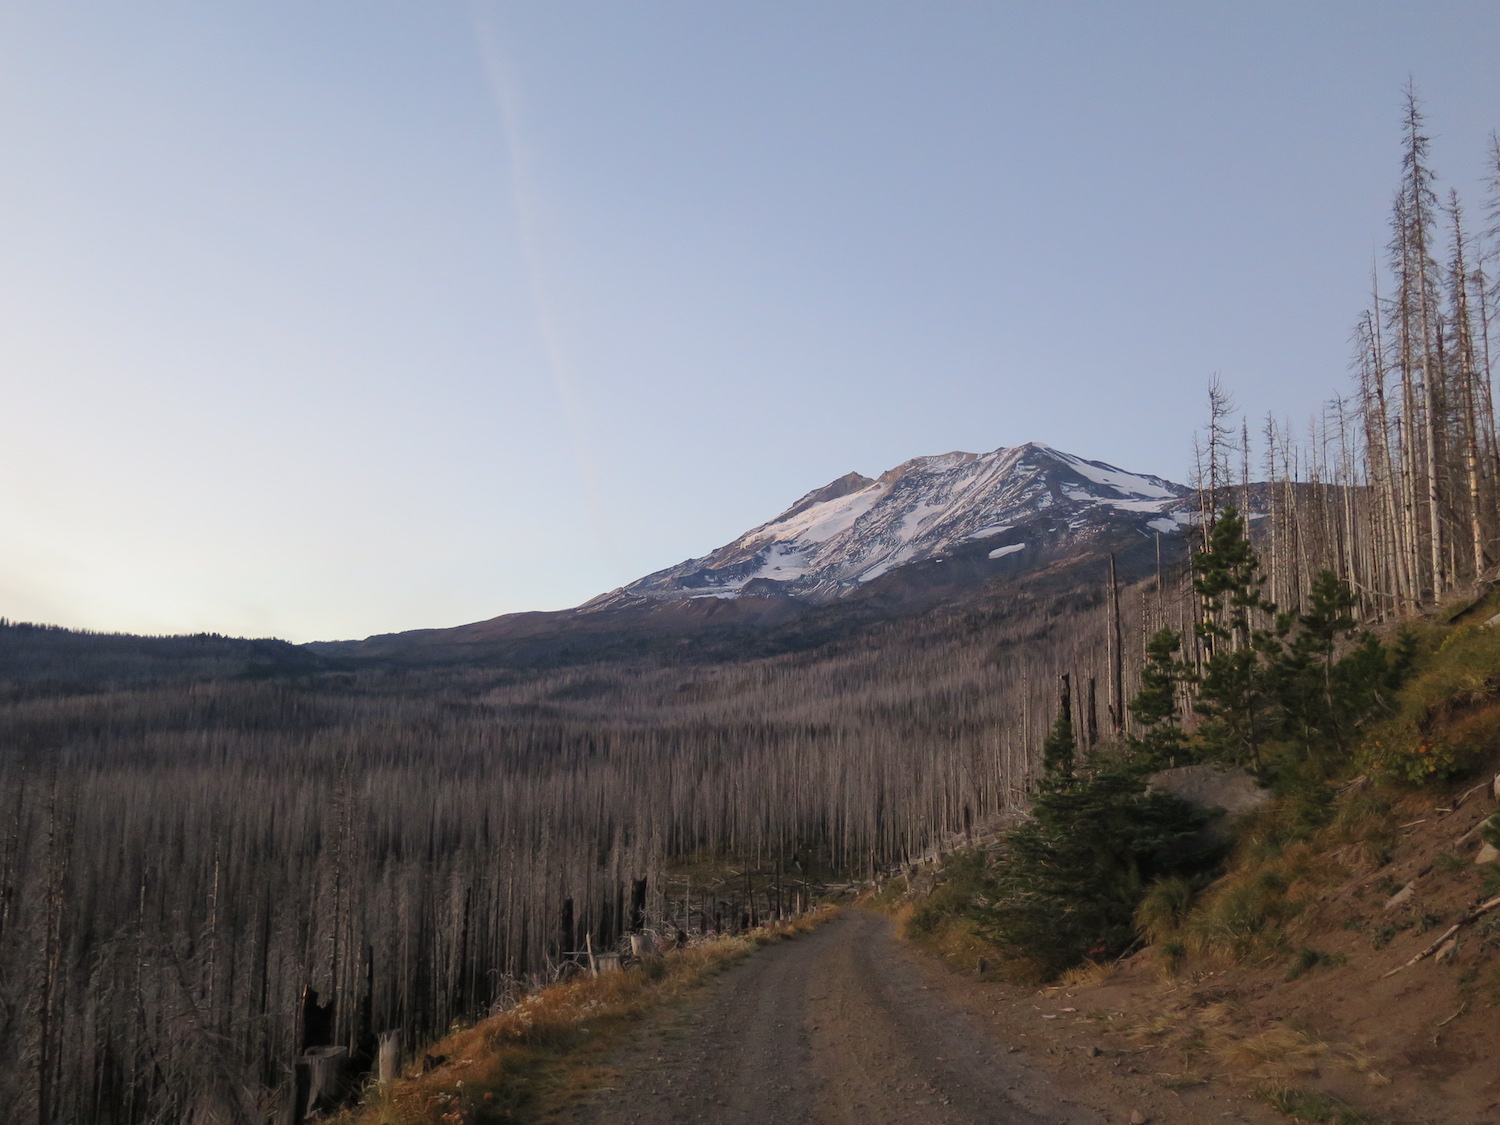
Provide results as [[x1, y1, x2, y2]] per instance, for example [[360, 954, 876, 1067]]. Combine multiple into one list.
[[1085, 677, 1098, 748], [1107, 554, 1124, 736], [36, 771, 66, 1125]]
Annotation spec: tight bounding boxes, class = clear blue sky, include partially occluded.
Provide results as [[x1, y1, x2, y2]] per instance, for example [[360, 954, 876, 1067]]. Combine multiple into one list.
[[3, 3, 1498, 642]]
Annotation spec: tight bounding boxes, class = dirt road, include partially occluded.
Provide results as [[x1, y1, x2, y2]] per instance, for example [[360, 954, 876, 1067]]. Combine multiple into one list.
[[556, 911, 1110, 1125]]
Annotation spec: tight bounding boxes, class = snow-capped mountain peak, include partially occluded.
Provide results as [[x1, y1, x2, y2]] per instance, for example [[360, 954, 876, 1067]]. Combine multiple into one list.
[[592, 442, 1191, 608]]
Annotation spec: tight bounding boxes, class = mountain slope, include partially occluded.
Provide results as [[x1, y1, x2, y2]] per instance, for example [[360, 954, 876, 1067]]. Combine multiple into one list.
[[310, 442, 1192, 662], [594, 441, 1188, 607]]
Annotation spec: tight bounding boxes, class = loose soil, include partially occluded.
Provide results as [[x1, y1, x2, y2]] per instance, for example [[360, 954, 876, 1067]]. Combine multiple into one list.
[[552, 911, 1281, 1125]]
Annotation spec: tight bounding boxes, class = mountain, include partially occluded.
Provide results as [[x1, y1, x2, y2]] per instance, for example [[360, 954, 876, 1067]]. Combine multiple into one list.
[[308, 442, 1193, 664], [592, 442, 1190, 608]]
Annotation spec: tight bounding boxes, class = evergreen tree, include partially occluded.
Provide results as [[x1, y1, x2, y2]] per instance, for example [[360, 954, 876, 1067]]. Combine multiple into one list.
[[1270, 571, 1357, 755], [1039, 685, 1077, 784], [1193, 505, 1275, 651], [977, 666, 1218, 977], [1127, 628, 1192, 769], [1268, 571, 1409, 774], [975, 758, 1213, 976], [1192, 506, 1285, 770]]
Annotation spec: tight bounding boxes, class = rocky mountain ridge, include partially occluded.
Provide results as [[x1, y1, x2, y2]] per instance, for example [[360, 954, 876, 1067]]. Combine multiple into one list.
[[307, 441, 1194, 662], [588, 442, 1191, 609]]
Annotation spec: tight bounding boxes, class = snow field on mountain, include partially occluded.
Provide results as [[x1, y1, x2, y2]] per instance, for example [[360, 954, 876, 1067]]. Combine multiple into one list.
[[617, 442, 1191, 605]]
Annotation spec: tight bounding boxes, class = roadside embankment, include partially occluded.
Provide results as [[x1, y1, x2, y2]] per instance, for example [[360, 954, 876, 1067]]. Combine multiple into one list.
[[883, 766, 1500, 1124], [878, 593, 1500, 1124], [334, 906, 838, 1125]]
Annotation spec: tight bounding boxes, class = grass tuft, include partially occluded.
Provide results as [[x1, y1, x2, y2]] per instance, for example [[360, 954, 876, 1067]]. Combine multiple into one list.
[[1215, 1025, 1327, 1083], [1256, 1085, 1375, 1123], [1134, 876, 1195, 944], [1187, 867, 1301, 961], [1056, 958, 1118, 989]]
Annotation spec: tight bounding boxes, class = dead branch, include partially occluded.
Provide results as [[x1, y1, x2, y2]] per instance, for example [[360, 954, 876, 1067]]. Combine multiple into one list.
[[1381, 893, 1500, 978]]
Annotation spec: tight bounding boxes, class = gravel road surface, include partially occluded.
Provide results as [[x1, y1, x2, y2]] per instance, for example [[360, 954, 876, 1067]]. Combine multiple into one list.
[[558, 910, 1109, 1125]]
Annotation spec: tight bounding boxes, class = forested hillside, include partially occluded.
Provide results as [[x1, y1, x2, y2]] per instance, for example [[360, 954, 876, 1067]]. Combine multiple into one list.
[[1202, 91, 1500, 624], [0, 551, 1179, 1124], [884, 91, 1500, 1124], [2, 89, 1498, 1125]]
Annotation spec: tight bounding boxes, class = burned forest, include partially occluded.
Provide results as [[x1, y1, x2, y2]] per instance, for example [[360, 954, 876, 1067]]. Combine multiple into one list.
[[0, 561, 1178, 1124]]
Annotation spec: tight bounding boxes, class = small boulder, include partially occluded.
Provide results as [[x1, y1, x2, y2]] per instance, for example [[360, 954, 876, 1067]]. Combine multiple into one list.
[[1475, 842, 1500, 866], [1148, 765, 1271, 846], [1384, 881, 1417, 909], [1148, 764, 1271, 815]]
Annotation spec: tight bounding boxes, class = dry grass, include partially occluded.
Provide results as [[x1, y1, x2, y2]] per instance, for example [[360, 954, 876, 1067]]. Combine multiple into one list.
[[1122, 991, 1206, 1045], [1182, 788, 1429, 967], [1364, 621, 1500, 784], [334, 906, 839, 1125], [1185, 865, 1303, 963], [1118, 992, 1389, 1116], [1213, 1024, 1328, 1083], [1057, 959, 1119, 989], [1134, 876, 1195, 945], [861, 877, 909, 912]]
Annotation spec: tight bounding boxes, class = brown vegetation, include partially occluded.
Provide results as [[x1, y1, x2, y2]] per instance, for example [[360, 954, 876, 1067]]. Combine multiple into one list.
[[334, 907, 837, 1125]]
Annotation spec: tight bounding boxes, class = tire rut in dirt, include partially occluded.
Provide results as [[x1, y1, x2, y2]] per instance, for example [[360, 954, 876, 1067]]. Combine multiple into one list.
[[816, 912, 1106, 1123]]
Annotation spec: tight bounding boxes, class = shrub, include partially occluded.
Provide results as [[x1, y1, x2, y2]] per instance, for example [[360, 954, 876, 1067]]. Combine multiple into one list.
[[905, 850, 994, 936], [1283, 947, 1345, 981], [1479, 864, 1500, 899], [1363, 624, 1500, 786], [1158, 938, 1188, 974]]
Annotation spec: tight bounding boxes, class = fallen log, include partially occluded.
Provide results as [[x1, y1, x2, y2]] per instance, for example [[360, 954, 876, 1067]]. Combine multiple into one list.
[[1382, 892, 1500, 978]]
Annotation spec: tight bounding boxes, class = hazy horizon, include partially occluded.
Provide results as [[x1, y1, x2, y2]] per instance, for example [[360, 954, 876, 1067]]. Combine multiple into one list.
[[4, 2, 1499, 642]]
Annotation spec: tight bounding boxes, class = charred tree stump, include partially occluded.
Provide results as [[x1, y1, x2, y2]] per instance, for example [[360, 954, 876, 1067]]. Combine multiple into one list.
[[377, 1031, 401, 1088], [283, 1062, 312, 1125], [285, 1046, 348, 1125], [628, 878, 648, 932], [304, 1046, 349, 1112]]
